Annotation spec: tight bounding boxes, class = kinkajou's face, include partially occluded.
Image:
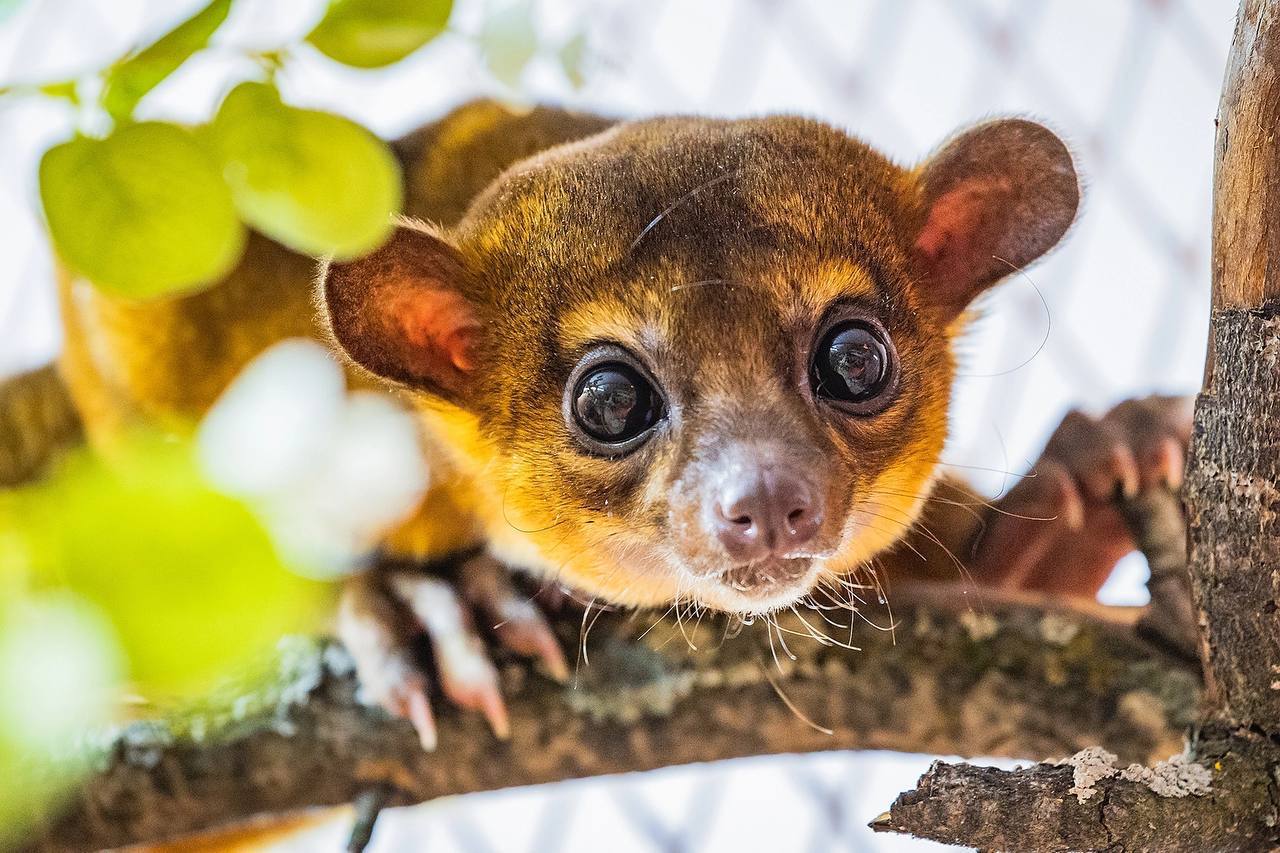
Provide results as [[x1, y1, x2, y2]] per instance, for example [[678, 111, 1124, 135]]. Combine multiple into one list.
[[323, 114, 1079, 614]]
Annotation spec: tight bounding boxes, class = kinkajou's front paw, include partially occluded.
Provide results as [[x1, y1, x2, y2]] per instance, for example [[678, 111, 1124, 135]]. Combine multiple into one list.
[[338, 552, 569, 750], [970, 394, 1193, 597]]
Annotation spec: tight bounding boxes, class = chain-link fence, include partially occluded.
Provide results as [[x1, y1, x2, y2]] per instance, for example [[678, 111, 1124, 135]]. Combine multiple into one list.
[[0, 1, 1234, 849]]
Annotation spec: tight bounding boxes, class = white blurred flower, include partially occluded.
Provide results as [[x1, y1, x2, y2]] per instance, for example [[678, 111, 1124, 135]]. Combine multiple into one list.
[[0, 594, 123, 748], [198, 339, 347, 498], [197, 339, 430, 578]]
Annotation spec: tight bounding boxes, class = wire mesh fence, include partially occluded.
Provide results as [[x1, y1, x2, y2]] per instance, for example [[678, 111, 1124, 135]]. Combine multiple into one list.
[[0, 0, 1235, 849]]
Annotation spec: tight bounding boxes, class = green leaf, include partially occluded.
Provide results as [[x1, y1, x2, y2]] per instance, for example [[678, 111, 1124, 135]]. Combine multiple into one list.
[[3, 435, 327, 698], [101, 0, 232, 120], [40, 122, 245, 299], [307, 0, 452, 69], [206, 82, 401, 258], [479, 2, 538, 88]]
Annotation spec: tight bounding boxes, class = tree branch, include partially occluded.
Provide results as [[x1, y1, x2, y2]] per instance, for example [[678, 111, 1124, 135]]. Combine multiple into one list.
[[871, 725, 1279, 852], [31, 591, 1195, 852]]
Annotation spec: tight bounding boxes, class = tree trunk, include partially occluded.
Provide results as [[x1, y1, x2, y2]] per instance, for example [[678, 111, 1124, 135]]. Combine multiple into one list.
[[1190, 0, 1280, 730]]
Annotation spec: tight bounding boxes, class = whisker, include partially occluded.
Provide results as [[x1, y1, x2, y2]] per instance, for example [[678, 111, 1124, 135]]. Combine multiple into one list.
[[670, 278, 738, 293], [674, 593, 698, 652], [576, 597, 597, 676], [936, 460, 1032, 479], [635, 601, 679, 642], [792, 604, 861, 651], [828, 558, 896, 634], [862, 561, 897, 640], [760, 657, 833, 736], [772, 615, 798, 661], [581, 599, 608, 662], [866, 482, 1052, 523], [859, 503, 977, 592], [955, 254, 1052, 379], [629, 169, 741, 253], [499, 467, 569, 535], [765, 618, 785, 673]]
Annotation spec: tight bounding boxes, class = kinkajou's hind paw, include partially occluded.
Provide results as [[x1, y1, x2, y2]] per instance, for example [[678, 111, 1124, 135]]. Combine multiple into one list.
[[338, 553, 569, 750], [970, 395, 1193, 597]]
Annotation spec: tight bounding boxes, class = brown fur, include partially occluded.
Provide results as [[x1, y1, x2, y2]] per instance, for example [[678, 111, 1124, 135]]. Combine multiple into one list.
[[0, 364, 81, 486]]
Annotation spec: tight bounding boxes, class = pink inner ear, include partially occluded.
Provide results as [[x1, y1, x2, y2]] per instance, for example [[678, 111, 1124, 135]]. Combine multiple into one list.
[[914, 176, 1013, 304], [392, 288, 480, 377], [916, 182, 999, 259]]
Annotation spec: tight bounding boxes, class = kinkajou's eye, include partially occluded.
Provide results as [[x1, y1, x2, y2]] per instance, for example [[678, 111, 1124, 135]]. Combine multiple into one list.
[[810, 319, 898, 415], [565, 350, 665, 455]]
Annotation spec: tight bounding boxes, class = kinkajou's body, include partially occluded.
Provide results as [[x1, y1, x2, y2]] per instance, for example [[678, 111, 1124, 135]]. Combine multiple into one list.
[[3, 100, 1192, 746]]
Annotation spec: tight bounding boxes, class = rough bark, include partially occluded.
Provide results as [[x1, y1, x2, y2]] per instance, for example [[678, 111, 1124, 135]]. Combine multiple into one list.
[[1194, 0, 1280, 729], [878, 1, 1280, 848], [29, 593, 1196, 852], [1188, 308, 1280, 729], [872, 726, 1278, 852]]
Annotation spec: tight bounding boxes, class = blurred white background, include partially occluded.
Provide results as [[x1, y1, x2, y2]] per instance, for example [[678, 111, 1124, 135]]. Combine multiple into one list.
[[0, 0, 1235, 850]]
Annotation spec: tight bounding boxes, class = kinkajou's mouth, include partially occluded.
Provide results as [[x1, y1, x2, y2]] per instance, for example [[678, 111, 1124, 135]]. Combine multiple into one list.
[[684, 556, 823, 614], [721, 556, 814, 593]]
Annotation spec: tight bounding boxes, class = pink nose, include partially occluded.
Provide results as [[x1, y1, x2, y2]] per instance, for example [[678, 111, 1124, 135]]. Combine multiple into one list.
[[713, 467, 822, 562]]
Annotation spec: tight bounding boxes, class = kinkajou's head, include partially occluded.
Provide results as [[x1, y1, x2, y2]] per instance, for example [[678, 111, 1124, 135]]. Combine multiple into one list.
[[322, 114, 1078, 615]]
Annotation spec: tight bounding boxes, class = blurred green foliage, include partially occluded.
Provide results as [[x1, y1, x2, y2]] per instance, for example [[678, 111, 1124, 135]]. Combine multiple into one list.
[[0, 593, 120, 850], [479, 1, 538, 88], [12, 0, 595, 299], [307, 0, 454, 68], [558, 32, 588, 89], [206, 82, 402, 258], [5, 436, 327, 695], [0, 435, 327, 844], [101, 0, 233, 121], [0, 0, 24, 24], [27, 0, 454, 300], [40, 122, 245, 298], [0, 0, 595, 840]]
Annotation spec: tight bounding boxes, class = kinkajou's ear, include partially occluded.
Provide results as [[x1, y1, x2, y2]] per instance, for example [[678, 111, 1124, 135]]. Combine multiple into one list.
[[911, 119, 1079, 317], [320, 224, 481, 403]]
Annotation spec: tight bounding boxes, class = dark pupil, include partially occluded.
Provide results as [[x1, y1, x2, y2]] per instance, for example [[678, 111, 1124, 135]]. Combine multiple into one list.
[[574, 365, 653, 441], [816, 323, 887, 401]]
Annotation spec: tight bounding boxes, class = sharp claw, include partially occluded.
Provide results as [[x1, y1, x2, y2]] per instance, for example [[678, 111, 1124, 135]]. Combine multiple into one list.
[[1057, 477, 1086, 532], [491, 598, 570, 682], [479, 686, 511, 740], [538, 636, 571, 683], [1156, 437, 1185, 490], [1090, 445, 1139, 502], [429, 626, 509, 740], [406, 690, 438, 752]]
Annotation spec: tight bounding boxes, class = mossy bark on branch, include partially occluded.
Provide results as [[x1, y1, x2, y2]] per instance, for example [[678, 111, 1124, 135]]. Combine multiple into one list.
[[30, 594, 1195, 852]]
